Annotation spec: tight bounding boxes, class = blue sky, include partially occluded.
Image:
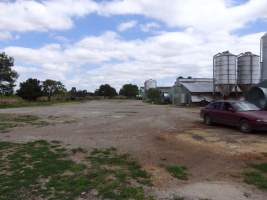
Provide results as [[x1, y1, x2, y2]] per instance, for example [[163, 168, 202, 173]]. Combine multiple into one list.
[[0, 0, 267, 91]]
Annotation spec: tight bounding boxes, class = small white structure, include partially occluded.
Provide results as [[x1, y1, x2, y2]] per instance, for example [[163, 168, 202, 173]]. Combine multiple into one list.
[[144, 79, 157, 91]]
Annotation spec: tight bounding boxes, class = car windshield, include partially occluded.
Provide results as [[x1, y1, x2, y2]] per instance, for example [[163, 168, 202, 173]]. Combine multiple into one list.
[[232, 101, 261, 112]]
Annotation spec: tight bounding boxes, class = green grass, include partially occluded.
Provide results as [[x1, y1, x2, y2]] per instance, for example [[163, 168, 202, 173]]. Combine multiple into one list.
[[0, 141, 154, 200], [0, 113, 48, 132], [0, 97, 80, 109], [0, 101, 77, 109], [87, 148, 153, 200], [166, 165, 188, 180], [244, 162, 267, 189], [0, 140, 90, 200]]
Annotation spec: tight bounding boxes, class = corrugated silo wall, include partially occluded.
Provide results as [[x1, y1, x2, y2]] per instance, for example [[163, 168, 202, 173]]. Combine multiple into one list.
[[261, 34, 267, 81]]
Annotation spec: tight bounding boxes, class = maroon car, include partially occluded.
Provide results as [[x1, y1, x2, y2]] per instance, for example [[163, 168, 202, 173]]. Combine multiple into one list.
[[200, 100, 267, 133]]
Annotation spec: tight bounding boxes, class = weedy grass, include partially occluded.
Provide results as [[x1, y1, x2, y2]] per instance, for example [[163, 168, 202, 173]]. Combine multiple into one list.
[[87, 148, 154, 200], [244, 162, 267, 190], [0, 140, 89, 200], [0, 113, 49, 132], [166, 165, 188, 180], [0, 141, 154, 200], [0, 99, 80, 109]]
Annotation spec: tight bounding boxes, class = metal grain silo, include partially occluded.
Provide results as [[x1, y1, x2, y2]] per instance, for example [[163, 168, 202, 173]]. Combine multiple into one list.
[[144, 79, 157, 91], [261, 33, 267, 81], [237, 52, 260, 92], [213, 51, 237, 96]]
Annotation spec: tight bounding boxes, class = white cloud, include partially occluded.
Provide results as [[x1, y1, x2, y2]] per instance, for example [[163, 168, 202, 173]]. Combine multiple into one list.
[[14, 65, 38, 74], [0, 0, 98, 32], [1, 0, 267, 35], [117, 20, 138, 32], [1, 0, 266, 35], [100, 0, 267, 33], [140, 22, 160, 32], [0, 32, 12, 40]]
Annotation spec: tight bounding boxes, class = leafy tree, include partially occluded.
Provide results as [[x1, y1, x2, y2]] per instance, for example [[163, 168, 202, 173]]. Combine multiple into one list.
[[42, 79, 66, 101], [76, 90, 88, 98], [0, 53, 18, 95], [70, 87, 77, 96], [95, 84, 117, 97], [146, 88, 161, 103], [69, 87, 77, 100], [69, 88, 89, 99], [17, 78, 42, 101], [119, 84, 139, 98]]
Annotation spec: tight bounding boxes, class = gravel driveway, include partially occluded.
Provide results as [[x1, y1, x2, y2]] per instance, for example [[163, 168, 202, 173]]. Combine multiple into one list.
[[0, 100, 266, 200]]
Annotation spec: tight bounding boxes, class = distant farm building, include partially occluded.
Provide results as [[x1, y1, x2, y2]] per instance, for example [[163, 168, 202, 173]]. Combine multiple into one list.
[[170, 78, 215, 105]]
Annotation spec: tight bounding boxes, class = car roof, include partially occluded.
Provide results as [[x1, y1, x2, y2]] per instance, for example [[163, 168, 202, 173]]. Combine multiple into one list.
[[211, 100, 246, 103]]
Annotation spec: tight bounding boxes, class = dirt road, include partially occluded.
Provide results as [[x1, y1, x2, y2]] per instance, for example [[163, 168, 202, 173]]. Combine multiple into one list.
[[0, 100, 267, 200]]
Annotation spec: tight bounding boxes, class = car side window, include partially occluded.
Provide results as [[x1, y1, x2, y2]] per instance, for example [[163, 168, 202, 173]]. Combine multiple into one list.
[[222, 103, 234, 111], [207, 103, 215, 109], [207, 102, 217, 109], [214, 102, 222, 110], [207, 102, 224, 110]]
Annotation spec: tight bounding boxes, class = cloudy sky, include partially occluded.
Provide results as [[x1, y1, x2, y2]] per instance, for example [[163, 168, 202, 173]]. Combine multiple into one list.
[[0, 0, 267, 91]]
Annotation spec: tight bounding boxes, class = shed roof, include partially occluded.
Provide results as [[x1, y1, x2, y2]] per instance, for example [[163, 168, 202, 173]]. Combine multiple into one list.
[[181, 82, 213, 93]]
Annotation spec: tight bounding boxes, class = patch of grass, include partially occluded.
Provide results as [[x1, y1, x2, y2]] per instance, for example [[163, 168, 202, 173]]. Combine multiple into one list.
[[244, 162, 267, 189], [0, 141, 154, 200], [63, 119, 78, 124], [0, 99, 80, 109], [87, 148, 153, 200], [171, 195, 185, 200], [0, 140, 89, 200], [0, 122, 17, 132], [0, 113, 50, 132], [71, 147, 87, 154], [251, 163, 267, 173], [166, 165, 188, 180]]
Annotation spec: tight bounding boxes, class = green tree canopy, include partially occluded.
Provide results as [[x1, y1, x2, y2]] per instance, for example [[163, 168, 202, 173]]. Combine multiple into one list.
[[69, 88, 88, 99], [17, 78, 42, 101], [95, 84, 117, 97], [119, 84, 139, 98], [146, 88, 161, 103], [42, 79, 66, 101], [0, 53, 18, 95]]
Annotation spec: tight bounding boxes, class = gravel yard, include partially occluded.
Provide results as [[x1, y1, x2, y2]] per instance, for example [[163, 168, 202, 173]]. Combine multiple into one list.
[[0, 100, 267, 200]]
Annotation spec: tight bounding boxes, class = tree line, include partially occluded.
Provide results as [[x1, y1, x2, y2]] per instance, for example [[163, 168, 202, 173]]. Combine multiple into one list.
[[0, 52, 139, 101]]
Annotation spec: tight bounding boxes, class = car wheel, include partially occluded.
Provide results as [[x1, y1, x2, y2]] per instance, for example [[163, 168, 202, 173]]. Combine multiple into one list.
[[204, 115, 212, 125], [239, 120, 252, 133]]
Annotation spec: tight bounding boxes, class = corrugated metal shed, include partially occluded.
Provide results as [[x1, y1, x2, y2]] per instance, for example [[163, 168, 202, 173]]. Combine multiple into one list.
[[191, 95, 213, 103], [258, 80, 267, 87], [246, 80, 267, 109], [181, 82, 213, 93], [170, 77, 216, 106]]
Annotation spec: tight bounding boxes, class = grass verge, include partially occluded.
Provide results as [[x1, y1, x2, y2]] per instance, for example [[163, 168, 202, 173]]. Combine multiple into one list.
[[166, 165, 188, 180], [244, 163, 267, 190], [0, 140, 154, 200], [0, 100, 80, 109], [87, 148, 153, 200], [0, 113, 49, 132]]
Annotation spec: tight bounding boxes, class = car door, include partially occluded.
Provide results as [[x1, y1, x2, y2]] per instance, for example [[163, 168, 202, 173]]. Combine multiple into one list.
[[220, 102, 239, 126], [208, 102, 223, 123]]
